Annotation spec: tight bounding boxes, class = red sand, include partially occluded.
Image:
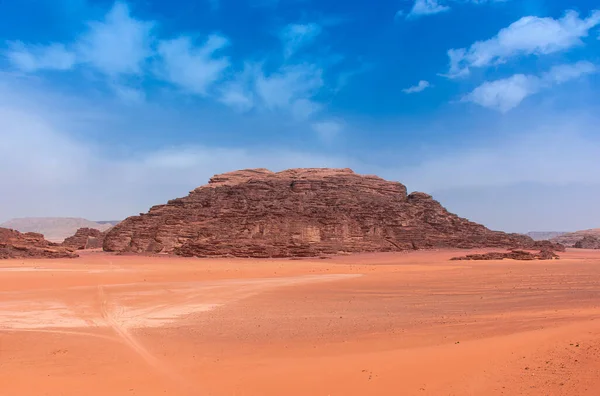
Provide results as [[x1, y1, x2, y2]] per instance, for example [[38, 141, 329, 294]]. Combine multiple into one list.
[[1, 249, 600, 395]]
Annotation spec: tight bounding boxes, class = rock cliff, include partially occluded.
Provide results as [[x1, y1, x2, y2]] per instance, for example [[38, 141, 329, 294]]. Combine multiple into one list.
[[573, 236, 600, 249], [62, 228, 105, 250], [0, 227, 78, 259], [551, 229, 600, 247], [104, 168, 559, 258]]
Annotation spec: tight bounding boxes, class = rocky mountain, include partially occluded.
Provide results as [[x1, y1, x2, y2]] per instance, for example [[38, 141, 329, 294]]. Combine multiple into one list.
[[62, 228, 106, 250], [0, 228, 78, 259], [104, 168, 560, 258], [550, 229, 600, 247], [573, 236, 600, 249], [526, 231, 567, 241], [0, 218, 114, 243]]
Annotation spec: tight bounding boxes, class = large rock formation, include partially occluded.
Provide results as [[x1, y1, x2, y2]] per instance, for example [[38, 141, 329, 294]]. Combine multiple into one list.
[[0, 228, 78, 259], [104, 168, 561, 258], [573, 236, 600, 249], [62, 228, 106, 250]]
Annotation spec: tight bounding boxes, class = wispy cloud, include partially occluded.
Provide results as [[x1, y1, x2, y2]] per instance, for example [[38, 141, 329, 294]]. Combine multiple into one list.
[[157, 35, 230, 96], [445, 10, 600, 78], [311, 120, 343, 142], [5, 42, 76, 72], [406, 0, 450, 19], [217, 20, 348, 121], [77, 2, 154, 76], [280, 23, 322, 59], [463, 61, 597, 112], [4, 3, 347, 125], [402, 80, 431, 94], [403, 0, 508, 20]]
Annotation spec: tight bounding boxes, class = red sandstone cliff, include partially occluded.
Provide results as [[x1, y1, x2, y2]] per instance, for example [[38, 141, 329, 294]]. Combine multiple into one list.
[[0, 227, 78, 259], [103, 168, 560, 258], [62, 228, 106, 250]]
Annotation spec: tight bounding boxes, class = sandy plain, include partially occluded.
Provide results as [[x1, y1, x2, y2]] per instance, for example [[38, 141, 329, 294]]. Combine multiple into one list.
[[1, 249, 600, 395]]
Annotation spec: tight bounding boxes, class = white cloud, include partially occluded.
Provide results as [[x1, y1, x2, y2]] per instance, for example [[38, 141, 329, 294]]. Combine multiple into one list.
[[403, 0, 507, 19], [256, 64, 323, 115], [406, 0, 450, 19], [4, 2, 154, 101], [402, 80, 431, 94], [312, 120, 343, 142], [77, 1, 154, 76], [4, 2, 345, 124], [463, 61, 597, 112], [157, 35, 230, 96], [463, 74, 540, 112], [219, 62, 324, 119], [5, 42, 76, 72], [544, 61, 597, 83], [280, 23, 322, 59], [446, 10, 600, 77]]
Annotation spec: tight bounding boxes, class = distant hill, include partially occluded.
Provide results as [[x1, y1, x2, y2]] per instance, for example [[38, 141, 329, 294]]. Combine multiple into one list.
[[526, 231, 567, 241], [0, 217, 115, 243], [550, 229, 600, 247], [94, 220, 121, 226]]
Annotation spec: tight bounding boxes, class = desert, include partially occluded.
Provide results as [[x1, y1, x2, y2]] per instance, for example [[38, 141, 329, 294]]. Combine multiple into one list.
[[2, 168, 599, 395], [2, 1, 600, 393], [2, 249, 600, 395]]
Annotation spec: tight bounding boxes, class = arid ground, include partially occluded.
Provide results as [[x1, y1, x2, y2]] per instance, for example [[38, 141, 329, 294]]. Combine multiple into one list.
[[1, 250, 600, 395]]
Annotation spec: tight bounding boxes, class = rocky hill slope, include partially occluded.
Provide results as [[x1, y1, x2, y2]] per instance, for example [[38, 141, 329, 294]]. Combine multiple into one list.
[[0, 228, 78, 259], [62, 228, 106, 250], [104, 168, 560, 258], [550, 229, 600, 247], [0, 218, 113, 243], [573, 236, 600, 249]]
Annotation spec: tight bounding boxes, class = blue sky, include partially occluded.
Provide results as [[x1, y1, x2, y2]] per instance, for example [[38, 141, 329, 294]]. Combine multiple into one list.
[[1, 0, 599, 232]]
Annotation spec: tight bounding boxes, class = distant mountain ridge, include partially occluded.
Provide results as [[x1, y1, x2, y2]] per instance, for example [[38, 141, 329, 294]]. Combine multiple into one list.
[[526, 231, 567, 241], [94, 220, 121, 226], [0, 217, 116, 243]]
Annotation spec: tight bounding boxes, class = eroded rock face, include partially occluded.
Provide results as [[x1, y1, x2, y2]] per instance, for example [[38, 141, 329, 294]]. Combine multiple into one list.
[[574, 236, 600, 249], [104, 168, 560, 258], [62, 228, 105, 250], [451, 249, 560, 261], [550, 229, 600, 247], [0, 228, 78, 259]]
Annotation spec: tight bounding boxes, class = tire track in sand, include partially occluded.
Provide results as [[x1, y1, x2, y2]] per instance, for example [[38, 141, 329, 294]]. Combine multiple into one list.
[[97, 285, 195, 395]]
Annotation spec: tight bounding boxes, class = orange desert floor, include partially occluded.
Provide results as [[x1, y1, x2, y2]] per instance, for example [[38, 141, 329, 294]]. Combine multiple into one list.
[[1, 249, 600, 395]]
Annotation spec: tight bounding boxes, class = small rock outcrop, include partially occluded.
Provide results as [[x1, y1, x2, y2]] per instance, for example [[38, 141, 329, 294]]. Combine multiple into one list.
[[573, 236, 600, 249], [0, 227, 78, 259], [451, 249, 560, 261], [104, 168, 562, 258], [62, 228, 105, 250]]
